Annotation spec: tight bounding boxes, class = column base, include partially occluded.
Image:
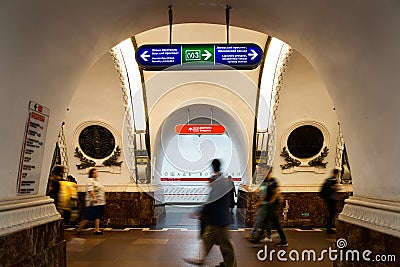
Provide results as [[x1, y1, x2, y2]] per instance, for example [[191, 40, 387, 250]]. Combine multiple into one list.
[[335, 220, 399, 267], [0, 219, 65, 266]]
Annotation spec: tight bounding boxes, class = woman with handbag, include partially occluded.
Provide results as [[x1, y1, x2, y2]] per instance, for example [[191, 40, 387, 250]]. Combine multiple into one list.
[[76, 168, 106, 235]]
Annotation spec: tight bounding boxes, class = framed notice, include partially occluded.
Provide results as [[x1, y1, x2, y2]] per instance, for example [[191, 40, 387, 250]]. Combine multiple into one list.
[[17, 101, 50, 195]]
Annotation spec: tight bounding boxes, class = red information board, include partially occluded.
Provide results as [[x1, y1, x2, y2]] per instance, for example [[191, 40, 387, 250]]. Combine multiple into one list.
[[17, 101, 50, 195], [175, 124, 225, 135]]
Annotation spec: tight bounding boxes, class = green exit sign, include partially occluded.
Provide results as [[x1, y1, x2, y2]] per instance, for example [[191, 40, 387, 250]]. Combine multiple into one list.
[[182, 45, 214, 64]]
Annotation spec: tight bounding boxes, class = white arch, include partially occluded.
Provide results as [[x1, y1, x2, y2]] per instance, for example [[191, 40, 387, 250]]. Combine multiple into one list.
[[1, 1, 400, 237], [150, 83, 254, 185]]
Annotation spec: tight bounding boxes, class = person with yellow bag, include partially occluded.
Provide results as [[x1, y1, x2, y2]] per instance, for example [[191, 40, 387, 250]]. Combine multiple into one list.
[[58, 176, 79, 226]]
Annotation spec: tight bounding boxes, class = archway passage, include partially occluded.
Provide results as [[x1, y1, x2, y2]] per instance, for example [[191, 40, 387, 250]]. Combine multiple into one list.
[[153, 104, 246, 204]]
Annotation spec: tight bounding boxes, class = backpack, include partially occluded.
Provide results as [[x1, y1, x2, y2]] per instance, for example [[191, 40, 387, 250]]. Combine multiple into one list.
[[58, 180, 78, 210], [319, 179, 330, 199]]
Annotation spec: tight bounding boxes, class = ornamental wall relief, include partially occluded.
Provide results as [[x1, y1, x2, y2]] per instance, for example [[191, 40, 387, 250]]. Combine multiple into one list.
[[74, 121, 123, 174], [280, 121, 330, 174]]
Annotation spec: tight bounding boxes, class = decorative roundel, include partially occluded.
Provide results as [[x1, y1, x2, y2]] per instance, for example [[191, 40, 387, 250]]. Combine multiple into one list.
[[287, 125, 324, 159], [78, 125, 116, 159]]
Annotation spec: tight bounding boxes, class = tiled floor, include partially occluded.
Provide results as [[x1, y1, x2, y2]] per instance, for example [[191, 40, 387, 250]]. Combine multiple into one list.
[[66, 206, 336, 267]]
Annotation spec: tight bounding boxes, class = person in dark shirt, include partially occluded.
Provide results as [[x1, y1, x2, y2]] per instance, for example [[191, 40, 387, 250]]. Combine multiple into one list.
[[252, 167, 288, 247], [227, 176, 236, 213], [324, 169, 341, 234], [243, 176, 269, 240], [184, 159, 237, 267], [46, 165, 66, 212], [66, 175, 77, 184]]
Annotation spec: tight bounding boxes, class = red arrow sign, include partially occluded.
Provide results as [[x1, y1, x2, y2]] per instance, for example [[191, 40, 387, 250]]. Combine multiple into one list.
[[175, 124, 226, 135]]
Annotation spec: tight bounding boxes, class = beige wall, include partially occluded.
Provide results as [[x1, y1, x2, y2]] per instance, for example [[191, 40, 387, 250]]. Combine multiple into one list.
[[64, 53, 132, 185], [62, 48, 340, 189], [273, 51, 339, 186]]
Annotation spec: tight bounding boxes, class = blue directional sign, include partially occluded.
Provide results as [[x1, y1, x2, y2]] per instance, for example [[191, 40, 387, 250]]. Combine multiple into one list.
[[136, 44, 263, 70]]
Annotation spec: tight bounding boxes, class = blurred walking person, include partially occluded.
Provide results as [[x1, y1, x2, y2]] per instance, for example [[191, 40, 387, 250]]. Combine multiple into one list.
[[252, 167, 288, 247], [184, 159, 237, 267], [322, 169, 341, 234], [227, 175, 236, 214], [243, 176, 269, 240], [76, 168, 106, 235], [46, 165, 66, 213]]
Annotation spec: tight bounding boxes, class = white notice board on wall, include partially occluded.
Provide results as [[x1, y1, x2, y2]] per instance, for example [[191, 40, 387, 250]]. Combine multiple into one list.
[[17, 101, 50, 195]]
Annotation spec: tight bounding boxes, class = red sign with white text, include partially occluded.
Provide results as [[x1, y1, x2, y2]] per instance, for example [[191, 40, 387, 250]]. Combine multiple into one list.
[[175, 124, 225, 135]]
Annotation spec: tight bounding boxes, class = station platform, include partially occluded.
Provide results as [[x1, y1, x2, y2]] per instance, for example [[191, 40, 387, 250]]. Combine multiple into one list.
[[66, 206, 337, 266]]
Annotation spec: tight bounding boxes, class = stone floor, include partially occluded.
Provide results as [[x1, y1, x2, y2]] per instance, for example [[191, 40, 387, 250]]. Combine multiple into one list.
[[65, 206, 337, 267]]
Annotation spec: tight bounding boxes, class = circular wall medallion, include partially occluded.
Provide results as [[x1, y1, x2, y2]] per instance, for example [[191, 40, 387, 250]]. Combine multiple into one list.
[[78, 125, 116, 159], [287, 125, 324, 158]]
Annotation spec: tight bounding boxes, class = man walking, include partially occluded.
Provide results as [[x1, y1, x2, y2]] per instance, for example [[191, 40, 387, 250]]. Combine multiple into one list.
[[323, 169, 341, 234], [184, 159, 237, 267], [251, 167, 288, 247]]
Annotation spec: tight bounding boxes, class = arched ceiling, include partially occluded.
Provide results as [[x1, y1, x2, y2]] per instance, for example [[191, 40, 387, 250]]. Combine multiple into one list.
[[3, 0, 396, 66], [1, 0, 400, 200]]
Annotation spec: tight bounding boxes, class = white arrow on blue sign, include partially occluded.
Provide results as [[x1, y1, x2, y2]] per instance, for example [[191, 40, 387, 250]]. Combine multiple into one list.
[[135, 43, 263, 70], [140, 51, 150, 61]]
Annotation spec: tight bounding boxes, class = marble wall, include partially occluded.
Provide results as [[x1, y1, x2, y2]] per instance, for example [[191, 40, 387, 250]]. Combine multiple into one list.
[[75, 190, 353, 229], [335, 220, 399, 267], [237, 190, 352, 228], [0, 219, 65, 267], [78, 192, 165, 227]]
